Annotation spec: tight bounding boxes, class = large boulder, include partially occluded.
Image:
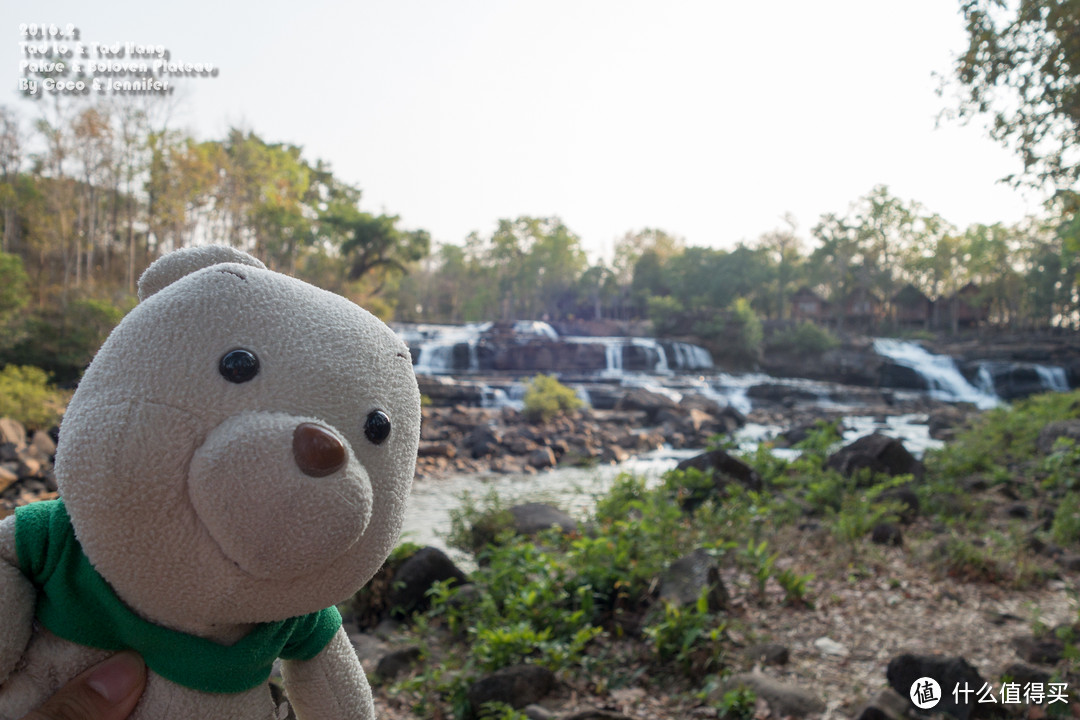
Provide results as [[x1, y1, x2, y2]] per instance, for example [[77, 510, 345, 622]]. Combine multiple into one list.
[[1037, 419, 1080, 455], [657, 548, 728, 612], [613, 388, 679, 423], [886, 654, 987, 720], [387, 546, 468, 617], [509, 503, 578, 536], [825, 433, 924, 481], [675, 449, 763, 492], [466, 664, 556, 718], [716, 671, 825, 717]]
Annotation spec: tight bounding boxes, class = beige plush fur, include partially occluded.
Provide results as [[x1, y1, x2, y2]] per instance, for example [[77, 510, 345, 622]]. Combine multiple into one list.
[[0, 246, 421, 719]]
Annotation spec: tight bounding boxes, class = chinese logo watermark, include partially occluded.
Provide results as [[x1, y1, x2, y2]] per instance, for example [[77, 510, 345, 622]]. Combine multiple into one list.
[[910, 677, 941, 709], [909, 679, 1070, 707]]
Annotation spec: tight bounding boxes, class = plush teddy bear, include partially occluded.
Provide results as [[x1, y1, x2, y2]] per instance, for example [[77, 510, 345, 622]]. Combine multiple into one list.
[[0, 245, 421, 720]]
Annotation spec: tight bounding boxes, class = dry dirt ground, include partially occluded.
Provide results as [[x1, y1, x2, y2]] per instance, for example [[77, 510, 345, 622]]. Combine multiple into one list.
[[363, 522, 1080, 720]]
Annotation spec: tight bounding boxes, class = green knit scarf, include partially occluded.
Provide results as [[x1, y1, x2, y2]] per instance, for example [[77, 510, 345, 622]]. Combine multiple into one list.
[[14, 499, 342, 694]]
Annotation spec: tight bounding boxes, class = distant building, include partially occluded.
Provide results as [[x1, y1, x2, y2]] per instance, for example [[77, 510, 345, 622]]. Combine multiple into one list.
[[892, 284, 933, 328], [841, 287, 883, 326], [790, 287, 830, 322], [940, 282, 989, 328]]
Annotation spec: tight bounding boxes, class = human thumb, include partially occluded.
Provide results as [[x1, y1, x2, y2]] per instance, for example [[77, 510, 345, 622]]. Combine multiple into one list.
[[22, 652, 146, 720]]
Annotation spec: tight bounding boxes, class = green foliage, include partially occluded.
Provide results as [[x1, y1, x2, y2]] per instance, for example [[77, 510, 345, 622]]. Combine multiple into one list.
[[521, 374, 583, 424], [646, 295, 684, 336], [702, 298, 763, 367], [0, 364, 67, 429], [4, 298, 130, 384], [775, 567, 814, 607], [951, 0, 1080, 187], [714, 686, 758, 720], [642, 592, 726, 675], [927, 391, 1080, 490], [475, 702, 531, 720], [1051, 492, 1080, 547], [0, 252, 29, 326], [447, 489, 517, 555], [764, 321, 840, 355]]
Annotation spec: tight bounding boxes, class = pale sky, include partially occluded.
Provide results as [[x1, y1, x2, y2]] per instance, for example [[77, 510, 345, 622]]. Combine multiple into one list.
[[7, 2, 1048, 262]]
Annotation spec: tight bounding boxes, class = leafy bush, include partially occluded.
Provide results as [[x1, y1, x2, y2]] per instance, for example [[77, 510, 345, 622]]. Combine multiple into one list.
[[521, 373, 583, 423], [925, 390, 1080, 483], [4, 297, 130, 384], [0, 252, 29, 326], [765, 322, 840, 355], [447, 489, 517, 555], [695, 298, 762, 367], [1051, 492, 1080, 546], [646, 294, 685, 336], [0, 364, 68, 430]]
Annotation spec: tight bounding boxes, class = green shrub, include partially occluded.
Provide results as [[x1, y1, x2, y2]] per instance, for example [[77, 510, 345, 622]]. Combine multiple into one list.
[[0, 252, 29, 327], [646, 295, 685, 336], [521, 373, 583, 423], [765, 322, 840, 355], [695, 298, 763, 367], [4, 297, 130, 384], [1051, 492, 1080, 546], [0, 365, 68, 430]]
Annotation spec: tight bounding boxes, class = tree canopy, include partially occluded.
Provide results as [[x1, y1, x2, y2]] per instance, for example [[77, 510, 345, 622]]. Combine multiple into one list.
[[952, 0, 1080, 189]]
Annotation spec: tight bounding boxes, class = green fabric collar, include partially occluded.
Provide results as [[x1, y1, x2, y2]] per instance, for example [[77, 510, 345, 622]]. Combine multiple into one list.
[[15, 499, 342, 694]]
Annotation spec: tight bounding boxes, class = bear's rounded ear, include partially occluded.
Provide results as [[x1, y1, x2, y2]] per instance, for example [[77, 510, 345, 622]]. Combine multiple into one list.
[[138, 246, 267, 301]]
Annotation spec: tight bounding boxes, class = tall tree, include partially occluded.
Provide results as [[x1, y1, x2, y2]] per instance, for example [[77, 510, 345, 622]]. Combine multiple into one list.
[[0, 107, 22, 254], [757, 213, 803, 320], [952, 0, 1080, 188]]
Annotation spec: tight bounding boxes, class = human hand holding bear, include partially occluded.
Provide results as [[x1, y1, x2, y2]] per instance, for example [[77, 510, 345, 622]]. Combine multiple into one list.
[[0, 246, 421, 720]]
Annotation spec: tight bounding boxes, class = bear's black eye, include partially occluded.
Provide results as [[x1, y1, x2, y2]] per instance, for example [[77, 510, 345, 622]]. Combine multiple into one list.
[[219, 349, 260, 383], [364, 410, 391, 445]]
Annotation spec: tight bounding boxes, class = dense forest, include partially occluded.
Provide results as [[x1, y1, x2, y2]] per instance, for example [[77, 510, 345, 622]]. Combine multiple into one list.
[[2, 0, 1080, 382]]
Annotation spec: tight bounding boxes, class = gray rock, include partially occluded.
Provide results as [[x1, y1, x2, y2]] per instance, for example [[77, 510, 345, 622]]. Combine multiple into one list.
[[465, 426, 502, 458], [388, 546, 468, 617], [854, 688, 910, 720], [466, 664, 555, 718], [29, 430, 56, 460], [1037, 419, 1080, 454], [674, 449, 762, 495], [744, 642, 790, 666], [825, 433, 924, 482], [877, 486, 920, 523], [0, 418, 25, 449], [886, 653, 986, 720], [658, 548, 729, 612], [719, 671, 826, 717], [509, 503, 578, 536], [375, 646, 422, 681], [522, 705, 556, 720], [0, 464, 17, 494], [870, 522, 903, 546], [1011, 634, 1064, 665], [528, 447, 557, 469], [1001, 662, 1050, 687], [613, 388, 680, 423]]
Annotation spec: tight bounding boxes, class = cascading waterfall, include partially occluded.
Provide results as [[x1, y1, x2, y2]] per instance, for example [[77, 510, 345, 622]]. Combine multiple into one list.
[[1036, 365, 1070, 393], [873, 339, 1000, 409]]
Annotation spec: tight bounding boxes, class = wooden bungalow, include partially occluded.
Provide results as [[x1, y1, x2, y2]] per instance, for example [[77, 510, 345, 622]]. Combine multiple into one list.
[[940, 282, 989, 329], [841, 287, 884, 326], [892, 283, 933, 328], [789, 287, 830, 322]]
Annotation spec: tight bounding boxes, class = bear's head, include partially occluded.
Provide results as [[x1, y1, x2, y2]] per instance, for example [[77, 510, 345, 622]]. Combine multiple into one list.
[[54, 246, 421, 629]]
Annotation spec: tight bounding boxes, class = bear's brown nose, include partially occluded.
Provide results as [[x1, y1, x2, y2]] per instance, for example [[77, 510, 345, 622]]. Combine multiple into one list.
[[293, 423, 347, 477]]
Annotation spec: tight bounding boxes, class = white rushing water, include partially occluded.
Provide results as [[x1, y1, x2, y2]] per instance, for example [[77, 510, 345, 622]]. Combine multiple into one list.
[[872, 338, 1001, 409]]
